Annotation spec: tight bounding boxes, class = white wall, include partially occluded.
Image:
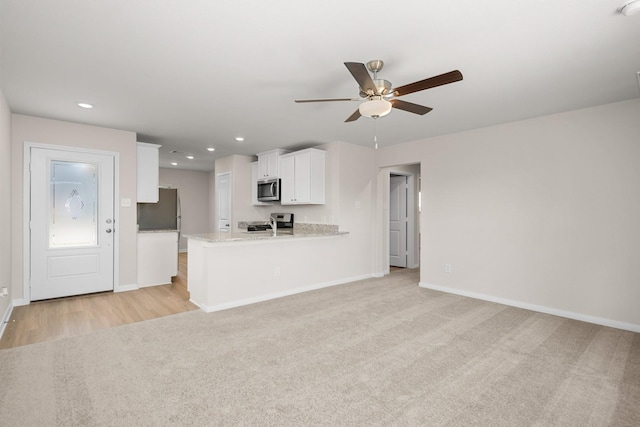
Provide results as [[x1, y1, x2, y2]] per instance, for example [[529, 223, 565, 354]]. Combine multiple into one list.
[[0, 88, 12, 324], [213, 155, 258, 232], [11, 115, 138, 301], [159, 168, 210, 251], [376, 98, 640, 330], [208, 171, 216, 232]]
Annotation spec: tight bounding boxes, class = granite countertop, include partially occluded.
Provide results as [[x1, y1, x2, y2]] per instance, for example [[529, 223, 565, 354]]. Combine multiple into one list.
[[184, 228, 348, 244]]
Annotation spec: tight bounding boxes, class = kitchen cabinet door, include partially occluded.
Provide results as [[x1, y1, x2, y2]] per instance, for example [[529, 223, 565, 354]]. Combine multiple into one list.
[[280, 154, 296, 204], [280, 149, 325, 205], [251, 161, 271, 205], [293, 151, 312, 202], [137, 142, 161, 203], [257, 149, 288, 178]]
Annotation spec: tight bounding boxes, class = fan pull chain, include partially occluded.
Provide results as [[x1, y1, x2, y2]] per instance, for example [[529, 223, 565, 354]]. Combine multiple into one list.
[[374, 119, 379, 149]]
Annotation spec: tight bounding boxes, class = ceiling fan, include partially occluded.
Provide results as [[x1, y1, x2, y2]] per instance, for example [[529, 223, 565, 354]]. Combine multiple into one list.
[[295, 60, 463, 122]]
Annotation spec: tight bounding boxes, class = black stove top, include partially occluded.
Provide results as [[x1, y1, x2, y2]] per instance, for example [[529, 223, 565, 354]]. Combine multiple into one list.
[[246, 224, 272, 232]]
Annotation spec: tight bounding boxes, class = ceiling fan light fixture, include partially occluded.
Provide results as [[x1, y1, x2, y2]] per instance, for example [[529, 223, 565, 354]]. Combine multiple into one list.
[[359, 98, 392, 119], [620, 0, 640, 15]]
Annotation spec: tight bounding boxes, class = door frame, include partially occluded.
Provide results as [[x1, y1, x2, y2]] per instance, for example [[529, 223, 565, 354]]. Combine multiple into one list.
[[22, 142, 121, 303], [377, 165, 419, 275], [389, 171, 417, 269], [216, 172, 232, 232]]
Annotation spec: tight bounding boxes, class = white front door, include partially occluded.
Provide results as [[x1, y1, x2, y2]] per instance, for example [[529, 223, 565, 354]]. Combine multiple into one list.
[[217, 172, 231, 232], [30, 147, 115, 300], [389, 174, 408, 268]]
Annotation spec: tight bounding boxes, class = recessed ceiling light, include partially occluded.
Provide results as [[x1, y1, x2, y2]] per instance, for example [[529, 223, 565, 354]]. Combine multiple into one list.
[[185, 155, 194, 160], [207, 147, 215, 152], [620, 0, 640, 15], [170, 162, 178, 166], [235, 137, 245, 142], [77, 102, 94, 109]]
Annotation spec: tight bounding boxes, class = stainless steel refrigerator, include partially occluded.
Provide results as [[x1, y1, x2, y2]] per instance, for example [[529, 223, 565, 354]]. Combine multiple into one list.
[[137, 188, 181, 231]]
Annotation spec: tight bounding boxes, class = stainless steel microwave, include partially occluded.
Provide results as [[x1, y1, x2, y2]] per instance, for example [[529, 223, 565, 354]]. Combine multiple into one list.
[[257, 178, 280, 202]]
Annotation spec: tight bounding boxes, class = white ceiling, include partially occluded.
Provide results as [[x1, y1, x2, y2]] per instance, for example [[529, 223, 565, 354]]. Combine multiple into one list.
[[2, 1, 639, 171]]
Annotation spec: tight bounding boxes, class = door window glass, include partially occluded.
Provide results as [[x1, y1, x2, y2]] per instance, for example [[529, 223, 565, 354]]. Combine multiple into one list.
[[49, 161, 98, 248]]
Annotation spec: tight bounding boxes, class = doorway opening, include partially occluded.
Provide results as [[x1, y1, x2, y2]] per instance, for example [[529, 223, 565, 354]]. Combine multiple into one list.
[[216, 172, 231, 232], [383, 164, 420, 274]]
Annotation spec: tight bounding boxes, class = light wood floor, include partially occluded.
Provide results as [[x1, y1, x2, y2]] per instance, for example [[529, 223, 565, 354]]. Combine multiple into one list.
[[0, 253, 196, 350]]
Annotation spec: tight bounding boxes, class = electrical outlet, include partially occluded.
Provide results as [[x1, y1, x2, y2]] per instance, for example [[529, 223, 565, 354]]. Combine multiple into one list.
[[0, 287, 8, 297], [274, 267, 281, 277], [445, 264, 452, 274]]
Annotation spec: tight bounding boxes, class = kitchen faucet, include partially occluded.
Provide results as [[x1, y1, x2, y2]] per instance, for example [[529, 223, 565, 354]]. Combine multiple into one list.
[[270, 216, 277, 236]]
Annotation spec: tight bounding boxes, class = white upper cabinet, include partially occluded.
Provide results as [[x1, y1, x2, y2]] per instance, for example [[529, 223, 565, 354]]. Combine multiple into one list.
[[280, 148, 325, 205], [257, 148, 288, 179], [251, 161, 271, 206], [137, 142, 161, 203]]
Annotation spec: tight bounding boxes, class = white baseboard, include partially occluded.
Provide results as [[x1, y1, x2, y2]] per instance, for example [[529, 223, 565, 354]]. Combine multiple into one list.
[[114, 284, 139, 293], [420, 282, 640, 333], [0, 301, 14, 342], [12, 298, 29, 307], [198, 274, 374, 313]]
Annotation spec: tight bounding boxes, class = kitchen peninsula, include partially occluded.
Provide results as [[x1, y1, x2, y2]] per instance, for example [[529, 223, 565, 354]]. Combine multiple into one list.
[[185, 226, 358, 313]]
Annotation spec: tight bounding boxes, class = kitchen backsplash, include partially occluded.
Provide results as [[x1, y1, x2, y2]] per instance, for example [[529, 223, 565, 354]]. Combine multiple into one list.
[[293, 223, 339, 233]]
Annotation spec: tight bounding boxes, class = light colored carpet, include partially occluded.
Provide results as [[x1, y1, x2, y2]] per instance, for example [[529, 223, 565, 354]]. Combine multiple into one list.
[[1, 269, 638, 426]]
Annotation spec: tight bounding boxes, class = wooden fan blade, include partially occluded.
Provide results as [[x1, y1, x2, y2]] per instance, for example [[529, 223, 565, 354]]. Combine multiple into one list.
[[345, 109, 361, 122], [295, 97, 360, 103], [344, 62, 377, 95], [393, 70, 463, 97], [390, 99, 433, 115]]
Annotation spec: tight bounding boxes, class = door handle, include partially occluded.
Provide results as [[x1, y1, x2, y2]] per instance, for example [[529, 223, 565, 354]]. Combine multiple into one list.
[[106, 228, 112, 233]]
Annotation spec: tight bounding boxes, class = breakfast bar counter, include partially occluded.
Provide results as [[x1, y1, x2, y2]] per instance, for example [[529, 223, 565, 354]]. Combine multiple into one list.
[[184, 226, 366, 313], [184, 228, 348, 245]]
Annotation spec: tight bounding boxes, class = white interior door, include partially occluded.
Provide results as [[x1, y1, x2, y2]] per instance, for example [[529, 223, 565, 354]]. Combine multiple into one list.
[[217, 172, 231, 231], [30, 147, 115, 301], [389, 174, 408, 268]]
